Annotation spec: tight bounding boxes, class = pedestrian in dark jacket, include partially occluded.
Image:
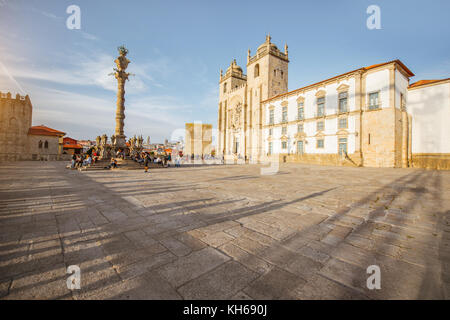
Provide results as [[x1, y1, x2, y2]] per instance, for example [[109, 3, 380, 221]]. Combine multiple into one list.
[[144, 154, 150, 173]]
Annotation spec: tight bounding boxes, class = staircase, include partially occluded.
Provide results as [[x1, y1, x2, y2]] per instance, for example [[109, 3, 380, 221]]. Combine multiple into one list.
[[78, 159, 110, 171]]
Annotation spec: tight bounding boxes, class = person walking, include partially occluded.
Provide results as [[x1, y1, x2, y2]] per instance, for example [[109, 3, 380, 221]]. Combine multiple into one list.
[[167, 153, 172, 167], [143, 153, 150, 173], [71, 154, 76, 169]]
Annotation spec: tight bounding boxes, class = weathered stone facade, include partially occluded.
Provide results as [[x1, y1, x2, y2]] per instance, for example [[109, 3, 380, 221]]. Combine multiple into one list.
[[0, 91, 65, 161], [185, 123, 212, 157], [0, 92, 32, 160]]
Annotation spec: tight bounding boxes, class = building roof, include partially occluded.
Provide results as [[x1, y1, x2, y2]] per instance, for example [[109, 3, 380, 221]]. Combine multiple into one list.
[[364, 60, 414, 77], [28, 125, 65, 136], [63, 144, 83, 149], [409, 78, 450, 89], [262, 59, 414, 104]]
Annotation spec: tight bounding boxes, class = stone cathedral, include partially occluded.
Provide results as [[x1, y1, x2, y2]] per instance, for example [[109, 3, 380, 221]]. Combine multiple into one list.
[[217, 35, 288, 162], [217, 35, 450, 169]]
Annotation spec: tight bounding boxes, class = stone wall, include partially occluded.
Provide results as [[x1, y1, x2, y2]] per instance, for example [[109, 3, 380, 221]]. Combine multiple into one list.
[[361, 108, 396, 167], [0, 92, 32, 161], [411, 154, 450, 170], [27, 134, 61, 161], [185, 123, 213, 157], [279, 152, 362, 167]]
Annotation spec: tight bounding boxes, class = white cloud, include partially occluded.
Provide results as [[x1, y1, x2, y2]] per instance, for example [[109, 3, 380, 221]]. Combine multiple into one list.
[[14, 83, 191, 141], [0, 37, 217, 142], [0, 51, 150, 93], [81, 32, 98, 41]]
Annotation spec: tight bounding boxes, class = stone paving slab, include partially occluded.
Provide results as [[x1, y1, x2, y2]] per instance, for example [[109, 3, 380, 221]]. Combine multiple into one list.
[[0, 161, 449, 299]]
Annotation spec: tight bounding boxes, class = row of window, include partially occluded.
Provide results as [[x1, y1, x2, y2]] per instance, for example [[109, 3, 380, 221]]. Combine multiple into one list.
[[269, 91, 381, 124], [268, 137, 348, 154], [269, 118, 348, 136], [38, 140, 49, 149]]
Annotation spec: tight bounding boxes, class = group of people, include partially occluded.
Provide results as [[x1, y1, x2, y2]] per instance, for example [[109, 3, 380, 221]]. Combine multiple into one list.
[[69, 149, 183, 172], [135, 152, 180, 172], [70, 151, 99, 169]]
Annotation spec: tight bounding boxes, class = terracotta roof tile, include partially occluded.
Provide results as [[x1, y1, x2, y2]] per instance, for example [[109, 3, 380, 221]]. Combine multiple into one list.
[[409, 78, 450, 88], [63, 144, 83, 149], [28, 125, 65, 136]]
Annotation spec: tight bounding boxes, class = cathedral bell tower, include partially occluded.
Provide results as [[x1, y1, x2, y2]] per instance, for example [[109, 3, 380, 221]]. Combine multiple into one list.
[[217, 35, 289, 162], [246, 34, 289, 160], [218, 60, 247, 158]]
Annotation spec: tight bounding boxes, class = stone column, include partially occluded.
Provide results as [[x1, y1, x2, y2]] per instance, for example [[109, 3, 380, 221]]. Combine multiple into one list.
[[112, 46, 131, 149]]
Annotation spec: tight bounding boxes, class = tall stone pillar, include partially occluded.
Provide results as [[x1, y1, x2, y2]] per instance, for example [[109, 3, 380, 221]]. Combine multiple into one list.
[[112, 45, 131, 149]]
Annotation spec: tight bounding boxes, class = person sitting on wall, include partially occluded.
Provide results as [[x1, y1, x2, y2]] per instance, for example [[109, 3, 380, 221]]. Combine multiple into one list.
[[107, 158, 116, 169]]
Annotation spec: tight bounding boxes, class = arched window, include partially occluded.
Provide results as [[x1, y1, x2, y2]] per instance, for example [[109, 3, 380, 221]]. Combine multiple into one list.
[[274, 69, 277, 77], [38, 140, 43, 149], [44, 141, 49, 149], [223, 82, 227, 93], [254, 64, 260, 78]]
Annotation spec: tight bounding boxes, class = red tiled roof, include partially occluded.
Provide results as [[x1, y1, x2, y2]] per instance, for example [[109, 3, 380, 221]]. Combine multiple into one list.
[[28, 125, 65, 136], [262, 59, 414, 104], [364, 60, 414, 77], [409, 78, 450, 89], [63, 137, 77, 144], [63, 144, 83, 149]]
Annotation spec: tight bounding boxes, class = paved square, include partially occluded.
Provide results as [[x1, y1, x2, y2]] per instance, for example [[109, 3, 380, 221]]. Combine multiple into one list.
[[0, 161, 449, 299]]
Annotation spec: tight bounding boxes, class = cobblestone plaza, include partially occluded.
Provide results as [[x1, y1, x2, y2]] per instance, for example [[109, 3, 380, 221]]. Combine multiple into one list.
[[0, 162, 449, 299]]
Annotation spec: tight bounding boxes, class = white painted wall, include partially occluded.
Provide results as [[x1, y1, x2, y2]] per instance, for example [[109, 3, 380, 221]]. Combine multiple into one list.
[[263, 76, 358, 155], [365, 69, 391, 108], [395, 70, 409, 109], [408, 82, 450, 154]]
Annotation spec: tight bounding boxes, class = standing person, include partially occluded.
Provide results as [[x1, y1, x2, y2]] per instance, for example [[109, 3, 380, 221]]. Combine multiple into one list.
[[71, 154, 76, 169], [144, 153, 150, 173], [167, 153, 172, 167]]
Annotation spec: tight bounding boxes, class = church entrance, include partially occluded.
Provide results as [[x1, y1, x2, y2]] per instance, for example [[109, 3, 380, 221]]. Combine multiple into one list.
[[234, 137, 239, 154]]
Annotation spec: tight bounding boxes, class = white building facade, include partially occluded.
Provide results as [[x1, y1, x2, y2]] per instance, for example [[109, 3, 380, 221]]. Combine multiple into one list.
[[218, 36, 450, 169]]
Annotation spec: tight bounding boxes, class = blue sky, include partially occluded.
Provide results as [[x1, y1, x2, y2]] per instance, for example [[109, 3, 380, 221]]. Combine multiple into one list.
[[0, 0, 449, 142]]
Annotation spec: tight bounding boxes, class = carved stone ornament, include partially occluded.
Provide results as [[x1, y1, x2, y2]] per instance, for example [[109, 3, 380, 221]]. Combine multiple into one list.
[[232, 104, 242, 130]]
